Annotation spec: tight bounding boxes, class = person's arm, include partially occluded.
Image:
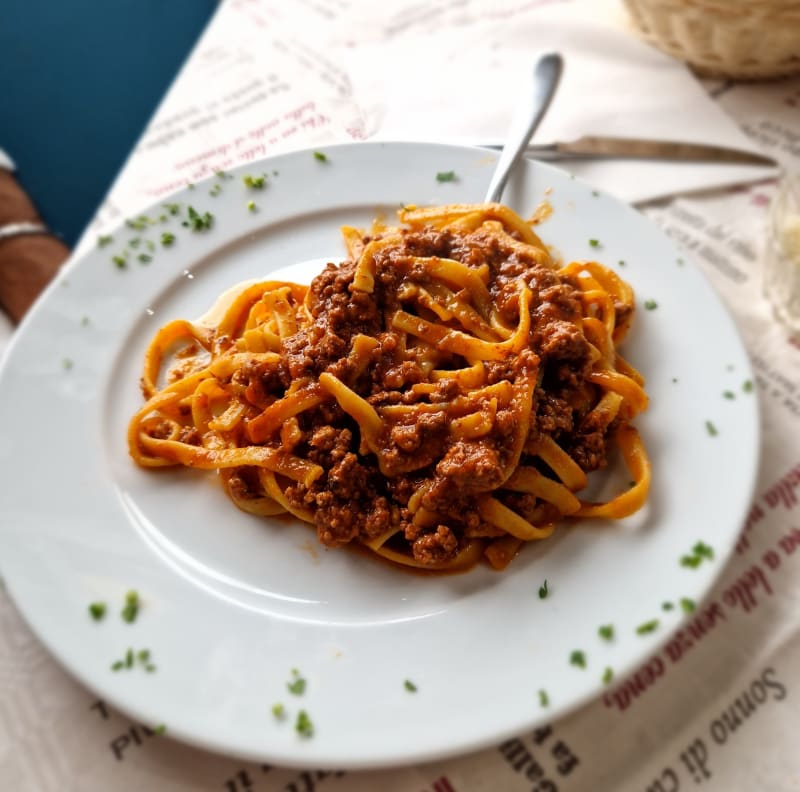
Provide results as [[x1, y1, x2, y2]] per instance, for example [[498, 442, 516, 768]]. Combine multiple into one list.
[[0, 159, 70, 323]]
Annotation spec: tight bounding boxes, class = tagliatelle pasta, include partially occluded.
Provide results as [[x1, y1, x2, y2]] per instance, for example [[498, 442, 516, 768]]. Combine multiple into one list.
[[128, 202, 650, 572]]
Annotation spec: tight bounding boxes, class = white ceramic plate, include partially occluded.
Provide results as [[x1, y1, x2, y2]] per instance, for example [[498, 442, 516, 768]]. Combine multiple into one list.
[[0, 143, 759, 769]]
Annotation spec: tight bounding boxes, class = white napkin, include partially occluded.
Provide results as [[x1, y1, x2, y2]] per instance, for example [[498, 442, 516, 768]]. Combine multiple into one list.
[[343, 4, 777, 204]]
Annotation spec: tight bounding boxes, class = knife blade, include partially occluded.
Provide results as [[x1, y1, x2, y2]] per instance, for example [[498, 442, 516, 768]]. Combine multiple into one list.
[[484, 135, 775, 166]]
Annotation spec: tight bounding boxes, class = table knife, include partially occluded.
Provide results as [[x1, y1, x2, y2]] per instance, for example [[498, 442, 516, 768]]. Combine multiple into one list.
[[485, 135, 775, 166]]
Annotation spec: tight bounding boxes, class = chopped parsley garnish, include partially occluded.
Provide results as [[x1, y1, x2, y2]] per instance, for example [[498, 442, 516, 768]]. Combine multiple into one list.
[[723, 390, 735, 399], [161, 232, 175, 247], [138, 254, 152, 264], [694, 541, 714, 559], [705, 420, 718, 437], [62, 358, 74, 370], [617, 259, 626, 267], [88, 602, 106, 621], [187, 182, 195, 190], [80, 316, 90, 327], [209, 183, 222, 197], [98, 235, 113, 248], [569, 650, 586, 669], [681, 554, 702, 569], [110, 647, 155, 672], [153, 724, 167, 735], [287, 668, 306, 696], [677, 257, 685, 266], [662, 601, 674, 611], [164, 202, 181, 215], [680, 541, 715, 569], [247, 200, 257, 212], [635, 619, 659, 635], [404, 679, 418, 692], [121, 590, 140, 623], [742, 379, 754, 393], [145, 240, 155, 252], [588, 239, 600, 247], [436, 170, 457, 182], [538, 579, 549, 599], [644, 299, 658, 310], [272, 703, 286, 719], [112, 254, 128, 269], [183, 206, 213, 231], [126, 218, 148, 231], [313, 151, 328, 162], [602, 667, 614, 685], [592, 190, 599, 197], [243, 174, 266, 189], [598, 624, 614, 641], [538, 689, 549, 707], [680, 597, 696, 614], [129, 237, 141, 249], [295, 710, 313, 737], [215, 170, 230, 179]]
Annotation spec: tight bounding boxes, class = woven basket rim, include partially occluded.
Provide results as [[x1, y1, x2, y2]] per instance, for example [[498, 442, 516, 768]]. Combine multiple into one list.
[[629, 0, 800, 7], [623, 0, 800, 78], [624, 0, 800, 16]]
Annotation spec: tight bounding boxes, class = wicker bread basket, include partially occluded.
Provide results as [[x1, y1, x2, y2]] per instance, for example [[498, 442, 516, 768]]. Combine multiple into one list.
[[622, 0, 800, 79]]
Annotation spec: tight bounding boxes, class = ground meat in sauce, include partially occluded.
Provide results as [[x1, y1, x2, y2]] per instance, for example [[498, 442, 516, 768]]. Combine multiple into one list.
[[220, 224, 623, 566], [178, 426, 201, 446], [533, 388, 574, 438], [412, 525, 458, 564], [435, 441, 505, 492], [227, 468, 260, 500]]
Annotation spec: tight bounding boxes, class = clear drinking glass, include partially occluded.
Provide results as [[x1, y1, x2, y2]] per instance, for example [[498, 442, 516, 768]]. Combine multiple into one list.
[[764, 172, 800, 336]]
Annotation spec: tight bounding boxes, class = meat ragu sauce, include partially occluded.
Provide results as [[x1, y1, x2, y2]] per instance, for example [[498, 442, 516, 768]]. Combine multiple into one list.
[[281, 230, 590, 563], [129, 203, 650, 572]]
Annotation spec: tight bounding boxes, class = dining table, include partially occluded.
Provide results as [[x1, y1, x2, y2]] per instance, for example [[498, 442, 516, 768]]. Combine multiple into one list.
[[2, 1, 800, 790]]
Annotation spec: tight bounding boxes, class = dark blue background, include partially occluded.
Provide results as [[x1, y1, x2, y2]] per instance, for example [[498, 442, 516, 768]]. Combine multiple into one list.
[[0, 0, 218, 246]]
